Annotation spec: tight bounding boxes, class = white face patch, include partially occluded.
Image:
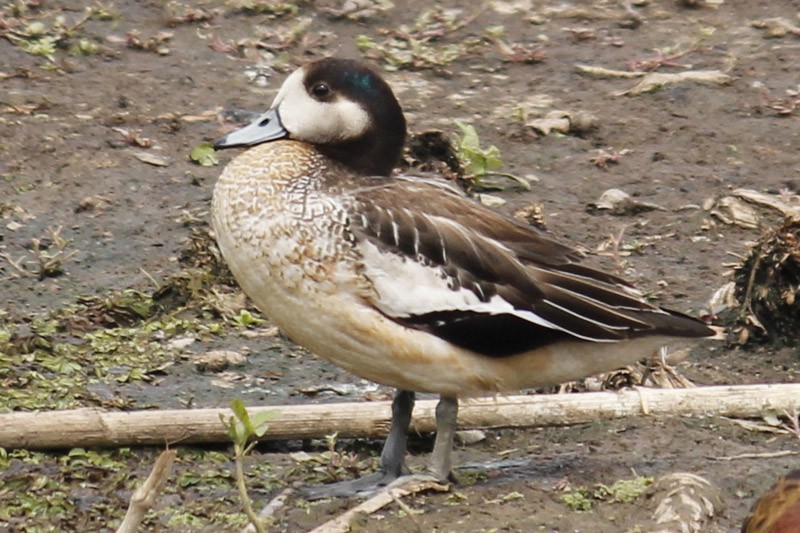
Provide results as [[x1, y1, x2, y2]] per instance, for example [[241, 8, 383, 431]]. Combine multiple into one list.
[[270, 67, 371, 144]]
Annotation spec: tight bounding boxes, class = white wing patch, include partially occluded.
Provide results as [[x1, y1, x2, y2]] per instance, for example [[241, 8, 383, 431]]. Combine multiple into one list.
[[358, 239, 579, 336], [358, 239, 486, 316]]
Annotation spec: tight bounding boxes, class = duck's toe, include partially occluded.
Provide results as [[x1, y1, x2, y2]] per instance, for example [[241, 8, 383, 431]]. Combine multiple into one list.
[[299, 472, 450, 500], [297, 470, 403, 500]]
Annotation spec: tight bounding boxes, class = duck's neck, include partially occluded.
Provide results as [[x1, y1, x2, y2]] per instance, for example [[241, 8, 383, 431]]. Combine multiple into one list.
[[317, 129, 405, 176]]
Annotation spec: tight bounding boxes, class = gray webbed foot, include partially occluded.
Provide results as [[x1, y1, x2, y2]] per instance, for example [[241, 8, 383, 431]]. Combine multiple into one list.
[[298, 390, 415, 499]]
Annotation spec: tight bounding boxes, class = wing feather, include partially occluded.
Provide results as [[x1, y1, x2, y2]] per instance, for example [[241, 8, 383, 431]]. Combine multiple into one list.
[[346, 175, 712, 356]]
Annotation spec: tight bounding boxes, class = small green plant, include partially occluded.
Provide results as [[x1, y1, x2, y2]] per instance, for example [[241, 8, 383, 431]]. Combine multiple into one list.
[[485, 490, 525, 504], [21, 33, 58, 60], [561, 487, 593, 511], [445, 491, 468, 505], [560, 476, 653, 511], [190, 143, 219, 167], [355, 8, 481, 71], [455, 121, 529, 190], [287, 433, 371, 484], [1, 5, 115, 62], [221, 399, 278, 533], [232, 309, 264, 327], [226, 0, 298, 17], [594, 476, 653, 503]]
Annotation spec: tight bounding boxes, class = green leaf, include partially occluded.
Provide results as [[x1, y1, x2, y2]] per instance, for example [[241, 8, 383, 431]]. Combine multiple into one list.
[[190, 143, 219, 167], [233, 309, 264, 327], [251, 410, 278, 437], [22, 35, 58, 61], [227, 415, 245, 443], [483, 145, 503, 170], [455, 121, 529, 190], [230, 398, 254, 433], [26, 22, 47, 36], [457, 121, 480, 150], [455, 121, 504, 176]]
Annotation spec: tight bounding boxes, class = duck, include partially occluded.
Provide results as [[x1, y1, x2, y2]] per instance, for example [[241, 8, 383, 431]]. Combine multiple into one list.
[[211, 57, 716, 497], [742, 469, 800, 533]]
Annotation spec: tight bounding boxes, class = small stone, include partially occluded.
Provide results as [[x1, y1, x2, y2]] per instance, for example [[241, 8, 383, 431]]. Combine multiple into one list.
[[455, 430, 487, 445], [193, 350, 246, 372]]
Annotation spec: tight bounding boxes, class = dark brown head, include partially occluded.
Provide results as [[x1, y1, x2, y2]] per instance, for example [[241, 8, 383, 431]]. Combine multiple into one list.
[[214, 58, 406, 176]]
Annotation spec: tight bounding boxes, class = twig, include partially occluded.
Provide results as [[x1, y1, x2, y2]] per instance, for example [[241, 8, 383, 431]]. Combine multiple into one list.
[[390, 489, 421, 528], [782, 407, 800, 441], [0, 252, 30, 276], [634, 386, 650, 415], [712, 450, 800, 462], [605, 224, 629, 275], [138, 267, 161, 290], [309, 476, 448, 533], [740, 243, 763, 321], [241, 488, 294, 533], [116, 449, 177, 533]]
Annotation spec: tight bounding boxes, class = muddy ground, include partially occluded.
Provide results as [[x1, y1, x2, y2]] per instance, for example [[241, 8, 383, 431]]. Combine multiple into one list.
[[2, 0, 800, 531]]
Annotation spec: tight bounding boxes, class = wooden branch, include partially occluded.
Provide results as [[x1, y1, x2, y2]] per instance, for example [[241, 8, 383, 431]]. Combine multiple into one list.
[[309, 476, 448, 533], [1, 384, 799, 450], [116, 449, 176, 533]]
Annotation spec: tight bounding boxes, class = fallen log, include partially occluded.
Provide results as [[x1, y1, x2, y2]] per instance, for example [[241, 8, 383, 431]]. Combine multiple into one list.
[[0, 384, 798, 449]]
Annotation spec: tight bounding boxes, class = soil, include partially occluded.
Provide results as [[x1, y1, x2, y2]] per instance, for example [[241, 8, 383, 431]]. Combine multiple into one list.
[[1, 0, 799, 531]]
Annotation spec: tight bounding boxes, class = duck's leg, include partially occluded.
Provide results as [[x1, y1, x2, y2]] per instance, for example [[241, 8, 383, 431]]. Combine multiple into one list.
[[380, 389, 415, 477], [428, 395, 458, 481], [299, 389, 415, 499]]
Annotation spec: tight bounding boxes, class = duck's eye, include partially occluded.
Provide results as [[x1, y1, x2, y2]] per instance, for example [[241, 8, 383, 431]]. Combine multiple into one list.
[[311, 82, 331, 99]]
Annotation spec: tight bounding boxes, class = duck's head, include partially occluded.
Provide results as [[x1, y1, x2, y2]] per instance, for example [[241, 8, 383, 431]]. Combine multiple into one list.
[[214, 58, 406, 176]]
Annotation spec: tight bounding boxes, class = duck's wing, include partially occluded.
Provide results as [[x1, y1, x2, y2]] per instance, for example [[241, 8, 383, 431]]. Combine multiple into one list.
[[347, 177, 712, 357]]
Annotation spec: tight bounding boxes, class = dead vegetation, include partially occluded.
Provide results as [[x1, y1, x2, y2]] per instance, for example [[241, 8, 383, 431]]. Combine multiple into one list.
[[0, 225, 77, 280], [724, 218, 800, 346]]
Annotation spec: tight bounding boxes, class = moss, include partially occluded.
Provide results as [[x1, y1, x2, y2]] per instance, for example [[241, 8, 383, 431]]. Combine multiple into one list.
[[561, 476, 653, 512], [0, 445, 284, 530], [594, 477, 653, 503], [1, 3, 117, 63], [355, 8, 485, 71], [561, 488, 593, 511], [457, 468, 489, 486], [0, 227, 253, 413]]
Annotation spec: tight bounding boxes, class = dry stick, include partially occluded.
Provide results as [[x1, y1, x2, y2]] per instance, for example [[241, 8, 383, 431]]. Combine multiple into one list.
[[309, 476, 448, 533], [116, 449, 177, 533], [740, 244, 763, 320], [786, 407, 800, 441], [2, 384, 800, 449], [713, 450, 800, 462], [241, 488, 294, 533], [389, 491, 421, 528], [0, 252, 29, 276]]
